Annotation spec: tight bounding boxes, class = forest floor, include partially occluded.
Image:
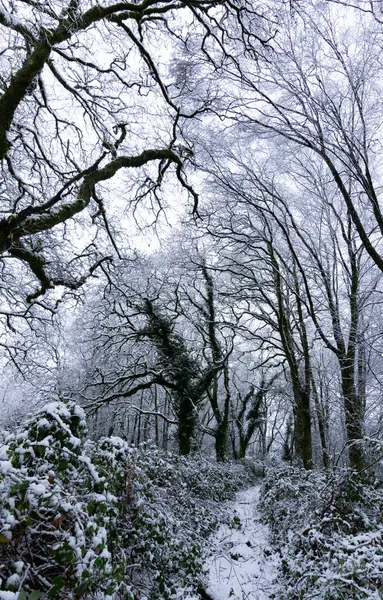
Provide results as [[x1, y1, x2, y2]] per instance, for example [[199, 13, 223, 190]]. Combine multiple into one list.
[[196, 485, 281, 600]]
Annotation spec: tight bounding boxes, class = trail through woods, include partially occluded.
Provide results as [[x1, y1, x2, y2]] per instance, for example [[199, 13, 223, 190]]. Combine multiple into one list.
[[195, 485, 280, 600]]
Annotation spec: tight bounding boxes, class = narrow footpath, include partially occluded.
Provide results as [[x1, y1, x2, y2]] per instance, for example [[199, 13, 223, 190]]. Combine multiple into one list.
[[199, 485, 280, 600]]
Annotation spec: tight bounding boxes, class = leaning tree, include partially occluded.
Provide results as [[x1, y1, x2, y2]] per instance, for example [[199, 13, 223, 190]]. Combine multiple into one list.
[[0, 0, 271, 333]]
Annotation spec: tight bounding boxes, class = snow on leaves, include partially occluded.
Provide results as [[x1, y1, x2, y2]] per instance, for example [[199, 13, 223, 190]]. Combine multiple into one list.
[[261, 467, 383, 600], [0, 400, 255, 600]]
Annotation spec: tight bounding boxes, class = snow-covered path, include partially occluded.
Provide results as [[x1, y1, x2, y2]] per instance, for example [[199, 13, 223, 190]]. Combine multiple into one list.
[[201, 485, 280, 600]]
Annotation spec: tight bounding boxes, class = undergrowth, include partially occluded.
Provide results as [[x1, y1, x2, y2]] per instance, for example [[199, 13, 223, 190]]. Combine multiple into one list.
[[0, 400, 258, 600], [260, 466, 383, 599]]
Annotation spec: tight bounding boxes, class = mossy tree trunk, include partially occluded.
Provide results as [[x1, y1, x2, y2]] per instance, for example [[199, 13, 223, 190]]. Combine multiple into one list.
[[142, 298, 222, 456]]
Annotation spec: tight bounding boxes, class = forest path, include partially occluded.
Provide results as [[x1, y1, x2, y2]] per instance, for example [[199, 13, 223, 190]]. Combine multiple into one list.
[[199, 485, 280, 600]]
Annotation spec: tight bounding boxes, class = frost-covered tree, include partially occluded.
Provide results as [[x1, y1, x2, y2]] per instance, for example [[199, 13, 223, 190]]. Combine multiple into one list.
[[0, 0, 271, 341]]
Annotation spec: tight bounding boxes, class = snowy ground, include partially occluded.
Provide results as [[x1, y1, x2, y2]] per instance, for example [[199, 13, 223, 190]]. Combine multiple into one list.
[[194, 485, 280, 600]]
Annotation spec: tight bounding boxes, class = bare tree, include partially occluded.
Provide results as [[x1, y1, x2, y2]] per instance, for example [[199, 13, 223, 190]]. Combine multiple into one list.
[[200, 191, 314, 466], [201, 135, 383, 469], [224, 2, 383, 274], [232, 372, 279, 459], [0, 0, 271, 318], [174, 256, 235, 460], [72, 254, 230, 456]]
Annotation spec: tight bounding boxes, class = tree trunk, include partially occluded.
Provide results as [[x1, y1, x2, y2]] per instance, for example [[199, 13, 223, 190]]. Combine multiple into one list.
[[162, 394, 169, 451], [177, 395, 195, 456], [154, 387, 159, 447], [270, 244, 313, 469], [239, 436, 247, 460], [311, 375, 329, 469], [293, 387, 313, 469], [215, 420, 228, 461], [341, 358, 365, 471], [214, 367, 231, 462]]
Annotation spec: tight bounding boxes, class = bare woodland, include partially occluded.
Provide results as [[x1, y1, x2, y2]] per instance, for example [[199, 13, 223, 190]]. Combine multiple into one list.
[[3, 1, 383, 599], [2, 0, 383, 472]]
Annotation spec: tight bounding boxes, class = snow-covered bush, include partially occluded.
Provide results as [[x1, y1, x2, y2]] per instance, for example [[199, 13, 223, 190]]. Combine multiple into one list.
[[0, 401, 129, 600], [139, 448, 257, 502], [0, 400, 257, 600], [260, 466, 327, 544], [261, 467, 383, 599]]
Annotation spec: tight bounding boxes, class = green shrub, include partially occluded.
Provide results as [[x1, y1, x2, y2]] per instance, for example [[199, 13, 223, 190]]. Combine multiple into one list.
[[261, 467, 383, 599], [0, 401, 129, 600], [1, 400, 258, 600]]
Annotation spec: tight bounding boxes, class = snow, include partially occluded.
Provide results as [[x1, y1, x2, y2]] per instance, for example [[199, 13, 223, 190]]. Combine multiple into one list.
[[5, 574, 20, 587], [29, 482, 47, 496], [13, 562, 24, 574], [0, 7, 21, 28], [0, 459, 13, 475], [79, 454, 101, 482], [194, 485, 280, 600]]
